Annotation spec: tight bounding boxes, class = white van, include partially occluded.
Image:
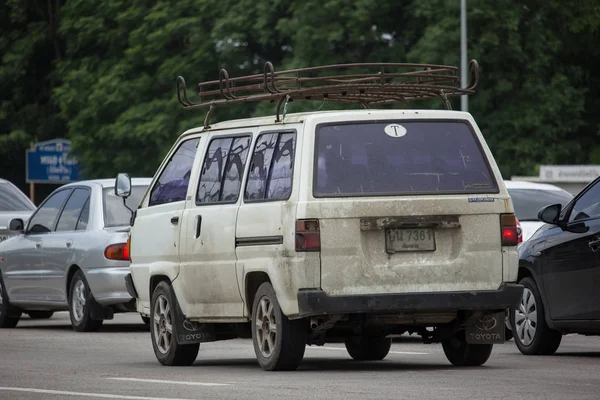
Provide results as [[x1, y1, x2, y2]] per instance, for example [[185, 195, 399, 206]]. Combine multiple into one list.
[[119, 61, 522, 371]]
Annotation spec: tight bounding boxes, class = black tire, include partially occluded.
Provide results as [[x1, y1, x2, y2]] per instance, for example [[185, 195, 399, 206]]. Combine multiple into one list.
[[150, 281, 199, 366], [251, 282, 307, 371], [442, 331, 493, 367], [511, 277, 562, 355], [0, 274, 21, 328], [68, 270, 103, 332], [344, 335, 392, 361], [27, 311, 54, 320]]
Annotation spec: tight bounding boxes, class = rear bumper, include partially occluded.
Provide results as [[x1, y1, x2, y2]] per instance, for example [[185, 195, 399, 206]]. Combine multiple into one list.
[[296, 283, 523, 318], [84, 266, 133, 306]]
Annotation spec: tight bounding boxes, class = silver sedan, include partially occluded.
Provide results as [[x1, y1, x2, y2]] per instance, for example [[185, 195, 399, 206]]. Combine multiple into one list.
[[0, 178, 151, 331]]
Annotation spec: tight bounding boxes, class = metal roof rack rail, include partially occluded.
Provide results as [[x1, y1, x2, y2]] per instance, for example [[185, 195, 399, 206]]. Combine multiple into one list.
[[176, 60, 479, 128]]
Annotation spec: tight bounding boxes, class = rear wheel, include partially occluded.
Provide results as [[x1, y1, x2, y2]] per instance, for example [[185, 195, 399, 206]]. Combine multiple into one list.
[[511, 277, 562, 355], [251, 282, 307, 371], [442, 331, 493, 367], [345, 335, 392, 361], [150, 281, 199, 366], [69, 270, 103, 332], [27, 311, 54, 320], [0, 275, 20, 328]]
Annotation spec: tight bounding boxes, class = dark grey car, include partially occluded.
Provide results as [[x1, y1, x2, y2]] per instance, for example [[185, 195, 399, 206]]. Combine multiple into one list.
[[0, 178, 151, 331]]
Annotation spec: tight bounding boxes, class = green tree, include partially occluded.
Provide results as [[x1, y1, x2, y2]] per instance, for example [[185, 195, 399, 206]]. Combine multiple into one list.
[[408, 0, 600, 178], [0, 0, 64, 201]]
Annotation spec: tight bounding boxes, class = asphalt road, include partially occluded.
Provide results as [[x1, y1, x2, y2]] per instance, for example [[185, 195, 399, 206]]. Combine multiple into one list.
[[0, 312, 599, 400]]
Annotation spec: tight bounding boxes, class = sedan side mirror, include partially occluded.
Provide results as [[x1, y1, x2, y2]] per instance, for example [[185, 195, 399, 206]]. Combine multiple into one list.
[[9, 218, 24, 232], [115, 173, 132, 199], [538, 204, 562, 225]]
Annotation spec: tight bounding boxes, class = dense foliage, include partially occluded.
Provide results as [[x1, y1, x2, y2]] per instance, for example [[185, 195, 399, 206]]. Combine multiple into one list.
[[1, 0, 599, 200]]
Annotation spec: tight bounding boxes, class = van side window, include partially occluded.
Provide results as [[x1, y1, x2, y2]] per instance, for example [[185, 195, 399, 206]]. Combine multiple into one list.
[[245, 132, 296, 201], [197, 135, 251, 204], [149, 137, 200, 207]]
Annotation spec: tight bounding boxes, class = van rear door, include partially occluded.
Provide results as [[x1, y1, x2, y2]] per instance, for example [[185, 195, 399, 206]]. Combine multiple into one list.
[[307, 119, 511, 296]]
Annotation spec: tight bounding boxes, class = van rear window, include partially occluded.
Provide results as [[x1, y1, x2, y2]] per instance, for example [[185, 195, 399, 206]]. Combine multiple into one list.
[[314, 121, 498, 197]]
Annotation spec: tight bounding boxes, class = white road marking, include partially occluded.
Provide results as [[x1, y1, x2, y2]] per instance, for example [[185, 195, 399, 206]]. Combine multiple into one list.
[[309, 346, 429, 355], [107, 377, 230, 387], [0, 387, 194, 400]]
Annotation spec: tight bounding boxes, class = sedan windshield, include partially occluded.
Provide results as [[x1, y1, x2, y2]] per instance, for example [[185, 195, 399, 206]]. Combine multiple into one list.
[[508, 188, 573, 221], [103, 186, 148, 227], [0, 182, 35, 212]]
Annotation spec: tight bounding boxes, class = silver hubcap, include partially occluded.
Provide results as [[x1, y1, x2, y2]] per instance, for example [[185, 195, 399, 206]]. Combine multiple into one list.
[[72, 280, 86, 321], [515, 287, 537, 346], [153, 295, 172, 354], [255, 296, 277, 358]]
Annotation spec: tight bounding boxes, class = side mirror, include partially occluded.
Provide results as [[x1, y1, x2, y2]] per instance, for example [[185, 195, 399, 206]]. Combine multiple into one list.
[[115, 173, 132, 199], [538, 204, 562, 225], [9, 218, 24, 232]]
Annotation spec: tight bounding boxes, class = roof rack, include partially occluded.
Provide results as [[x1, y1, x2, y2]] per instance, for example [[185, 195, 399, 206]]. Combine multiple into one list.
[[176, 60, 480, 128]]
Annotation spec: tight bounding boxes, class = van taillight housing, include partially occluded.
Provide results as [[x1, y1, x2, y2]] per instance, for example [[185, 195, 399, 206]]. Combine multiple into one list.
[[501, 213, 519, 246], [104, 242, 130, 261], [296, 219, 320, 252]]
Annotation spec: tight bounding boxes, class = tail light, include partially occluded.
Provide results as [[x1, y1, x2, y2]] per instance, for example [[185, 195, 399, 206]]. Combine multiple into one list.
[[500, 213, 519, 246], [295, 219, 320, 252], [104, 242, 130, 261], [516, 217, 523, 244]]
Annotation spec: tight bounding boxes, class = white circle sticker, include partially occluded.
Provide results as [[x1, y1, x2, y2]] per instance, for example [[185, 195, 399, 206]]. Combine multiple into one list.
[[384, 124, 407, 138]]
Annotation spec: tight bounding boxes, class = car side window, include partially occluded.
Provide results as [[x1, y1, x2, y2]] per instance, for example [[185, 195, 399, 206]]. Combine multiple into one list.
[[56, 188, 91, 232], [76, 198, 91, 230], [148, 137, 200, 207], [26, 189, 72, 234], [244, 132, 296, 201], [196, 135, 251, 204], [569, 181, 600, 222]]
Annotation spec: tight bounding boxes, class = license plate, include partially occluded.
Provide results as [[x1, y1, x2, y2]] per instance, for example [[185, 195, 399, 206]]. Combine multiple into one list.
[[385, 228, 435, 253], [465, 312, 506, 344]]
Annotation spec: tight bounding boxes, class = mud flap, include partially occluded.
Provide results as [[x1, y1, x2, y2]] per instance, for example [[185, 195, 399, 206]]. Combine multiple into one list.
[[171, 297, 216, 345], [89, 297, 114, 320], [465, 311, 505, 344]]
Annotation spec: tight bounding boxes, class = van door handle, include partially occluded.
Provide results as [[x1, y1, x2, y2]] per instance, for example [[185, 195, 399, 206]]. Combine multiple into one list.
[[170, 216, 179, 225], [195, 216, 202, 239], [35, 243, 42, 249], [66, 241, 73, 248]]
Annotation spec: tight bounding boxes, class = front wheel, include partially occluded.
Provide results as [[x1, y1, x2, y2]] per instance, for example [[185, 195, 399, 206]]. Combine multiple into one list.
[[251, 282, 307, 371], [345, 335, 392, 361], [68, 270, 103, 332], [442, 331, 493, 367], [150, 281, 199, 366], [511, 277, 562, 355]]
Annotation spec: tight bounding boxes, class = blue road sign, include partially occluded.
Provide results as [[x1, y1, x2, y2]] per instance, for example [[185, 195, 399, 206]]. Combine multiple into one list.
[[26, 139, 80, 183]]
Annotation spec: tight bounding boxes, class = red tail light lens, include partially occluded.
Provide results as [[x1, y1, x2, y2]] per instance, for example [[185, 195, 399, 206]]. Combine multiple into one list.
[[104, 243, 130, 261], [295, 219, 320, 252], [516, 218, 523, 244], [501, 213, 519, 246]]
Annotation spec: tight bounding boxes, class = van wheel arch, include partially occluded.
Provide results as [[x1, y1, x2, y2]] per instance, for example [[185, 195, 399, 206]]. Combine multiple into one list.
[[150, 275, 171, 297], [245, 272, 271, 316]]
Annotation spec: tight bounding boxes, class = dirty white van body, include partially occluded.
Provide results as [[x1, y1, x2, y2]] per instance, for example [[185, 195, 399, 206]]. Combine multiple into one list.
[[123, 107, 522, 370]]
